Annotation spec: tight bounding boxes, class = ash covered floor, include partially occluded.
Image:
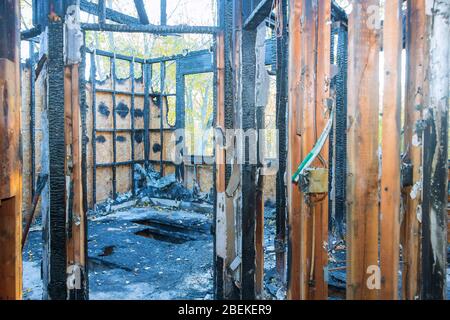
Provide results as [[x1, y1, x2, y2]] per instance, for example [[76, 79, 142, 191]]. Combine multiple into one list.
[[22, 203, 284, 300]]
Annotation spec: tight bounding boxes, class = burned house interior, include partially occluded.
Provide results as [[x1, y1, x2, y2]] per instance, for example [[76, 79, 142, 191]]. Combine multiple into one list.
[[0, 0, 449, 301]]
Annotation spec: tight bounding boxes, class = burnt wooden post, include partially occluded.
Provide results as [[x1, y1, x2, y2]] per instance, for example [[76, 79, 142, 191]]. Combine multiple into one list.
[[0, 0, 22, 300], [421, 0, 449, 300], [42, 0, 88, 300], [402, 0, 427, 300], [275, 0, 288, 280]]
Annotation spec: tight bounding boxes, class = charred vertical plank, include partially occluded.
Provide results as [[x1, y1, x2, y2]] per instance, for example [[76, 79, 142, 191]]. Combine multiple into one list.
[[111, 56, 117, 199], [240, 26, 258, 300], [380, 0, 403, 300], [90, 51, 98, 206], [402, 0, 427, 300], [275, 0, 288, 279], [143, 63, 151, 169], [46, 21, 68, 300], [346, 0, 380, 300], [421, 0, 449, 300]]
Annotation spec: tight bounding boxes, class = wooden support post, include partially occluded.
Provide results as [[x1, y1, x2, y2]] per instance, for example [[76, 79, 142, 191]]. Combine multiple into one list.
[[65, 65, 87, 300], [287, 0, 303, 300], [0, 0, 22, 300], [240, 26, 258, 300], [421, 0, 449, 300], [402, 0, 427, 300], [312, 0, 331, 300], [215, 0, 240, 300], [287, 0, 330, 300], [275, 0, 288, 280], [380, 0, 403, 300], [346, 0, 380, 300]]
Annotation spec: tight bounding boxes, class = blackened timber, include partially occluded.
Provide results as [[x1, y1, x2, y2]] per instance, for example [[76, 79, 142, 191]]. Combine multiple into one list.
[[29, 44, 36, 196], [240, 28, 257, 300], [421, 0, 449, 300], [90, 51, 98, 205], [402, 0, 426, 300], [243, 0, 273, 30], [46, 21, 67, 300], [130, 60, 136, 195], [80, 0, 140, 25], [84, 48, 146, 64], [275, 0, 288, 278], [21, 25, 42, 40], [111, 56, 118, 199], [81, 23, 220, 34], [159, 62, 166, 176], [79, 42, 90, 299], [143, 63, 151, 168]]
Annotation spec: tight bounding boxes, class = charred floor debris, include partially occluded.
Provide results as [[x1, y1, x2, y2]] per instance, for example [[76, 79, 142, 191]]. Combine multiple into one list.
[[0, 0, 449, 301]]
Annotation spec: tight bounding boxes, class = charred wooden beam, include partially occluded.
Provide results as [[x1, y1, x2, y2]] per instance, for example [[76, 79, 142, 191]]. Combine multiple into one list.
[[44, 21, 68, 300], [81, 23, 220, 35], [243, 0, 273, 30], [240, 26, 258, 300], [80, 0, 141, 25]]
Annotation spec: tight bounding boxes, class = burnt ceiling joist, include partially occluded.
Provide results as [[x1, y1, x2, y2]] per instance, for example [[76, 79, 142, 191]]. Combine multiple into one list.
[[80, 0, 141, 25], [243, 0, 273, 30]]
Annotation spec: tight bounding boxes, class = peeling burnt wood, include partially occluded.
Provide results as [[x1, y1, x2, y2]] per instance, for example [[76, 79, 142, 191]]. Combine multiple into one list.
[[287, 0, 303, 300], [254, 23, 267, 299], [214, 0, 238, 300], [275, 0, 288, 279], [421, 0, 449, 300], [0, 0, 22, 300], [380, 0, 402, 300], [214, 28, 227, 299], [45, 21, 68, 300], [217, 0, 241, 301], [401, 0, 427, 300], [346, 0, 380, 300], [240, 27, 258, 300]]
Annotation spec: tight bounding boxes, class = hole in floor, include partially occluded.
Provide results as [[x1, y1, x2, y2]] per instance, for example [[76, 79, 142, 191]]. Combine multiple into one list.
[[134, 228, 193, 244], [133, 219, 208, 234]]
